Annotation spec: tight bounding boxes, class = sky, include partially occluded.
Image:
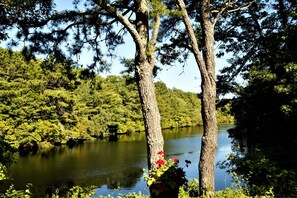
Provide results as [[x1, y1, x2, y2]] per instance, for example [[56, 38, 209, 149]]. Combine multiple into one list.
[[85, 34, 230, 94]]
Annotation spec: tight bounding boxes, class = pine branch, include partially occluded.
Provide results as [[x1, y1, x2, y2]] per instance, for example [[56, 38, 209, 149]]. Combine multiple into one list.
[[212, 0, 256, 27]]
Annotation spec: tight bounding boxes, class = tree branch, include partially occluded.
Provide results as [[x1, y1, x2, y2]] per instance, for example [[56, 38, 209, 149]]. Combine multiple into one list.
[[0, 2, 10, 8], [177, 0, 208, 76], [148, 14, 161, 67], [227, 0, 256, 13], [150, 15, 161, 49], [212, 0, 256, 27], [100, 8, 133, 25], [212, 0, 238, 27], [105, 4, 145, 56]]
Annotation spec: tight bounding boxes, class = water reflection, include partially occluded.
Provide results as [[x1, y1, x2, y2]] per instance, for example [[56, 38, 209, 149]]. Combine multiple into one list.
[[1, 124, 234, 197]]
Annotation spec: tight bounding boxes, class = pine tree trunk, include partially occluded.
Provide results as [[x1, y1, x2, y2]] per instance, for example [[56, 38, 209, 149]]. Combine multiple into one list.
[[199, 77, 218, 195], [177, 0, 218, 195], [199, 0, 218, 195], [134, 0, 164, 171], [135, 61, 164, 170]]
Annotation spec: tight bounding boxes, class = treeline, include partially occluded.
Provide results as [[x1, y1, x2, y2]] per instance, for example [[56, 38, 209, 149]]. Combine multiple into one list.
[[0, 48, 233, 152]]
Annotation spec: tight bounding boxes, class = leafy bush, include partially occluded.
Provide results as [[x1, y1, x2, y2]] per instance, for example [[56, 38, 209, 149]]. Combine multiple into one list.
[[1, 184, 32, 198]]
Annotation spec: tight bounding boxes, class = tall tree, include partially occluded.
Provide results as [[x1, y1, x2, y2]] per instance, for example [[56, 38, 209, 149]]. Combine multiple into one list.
[[156, 0, 254, 195], [176, 1, 218, 194], [0, 0, 166, 173]]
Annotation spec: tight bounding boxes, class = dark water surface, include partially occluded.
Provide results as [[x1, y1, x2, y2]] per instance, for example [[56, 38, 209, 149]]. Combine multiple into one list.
[[2, 124, 234, 197]]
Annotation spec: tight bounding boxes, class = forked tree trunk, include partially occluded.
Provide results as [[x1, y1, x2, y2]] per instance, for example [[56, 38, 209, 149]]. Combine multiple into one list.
[[107, 0, 164, 172], [199, 0, 218, 195], [133, 1, 164, 196], [134, 0, 164, 171], [177, 0, 218, 195]]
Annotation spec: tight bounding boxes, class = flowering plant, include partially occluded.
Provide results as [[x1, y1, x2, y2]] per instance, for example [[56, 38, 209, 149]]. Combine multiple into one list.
[[143, 151, 191, 196]]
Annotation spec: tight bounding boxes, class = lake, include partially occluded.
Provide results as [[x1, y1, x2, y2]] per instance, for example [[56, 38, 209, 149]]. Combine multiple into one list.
[[1, 124, 234, 197]]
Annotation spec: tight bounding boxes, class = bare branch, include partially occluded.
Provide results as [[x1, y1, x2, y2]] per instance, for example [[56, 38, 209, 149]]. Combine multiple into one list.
[[227, 0, 256, 13], [212, 0, 256, 27], [100, 8, 133, 25], [212, 0, 238, 27], [105, 4, 145, 56], [148, 14, 161, 66], [150, 16, 161, 48], [177, 0, 207, 75], [0, 2, 10, 8]]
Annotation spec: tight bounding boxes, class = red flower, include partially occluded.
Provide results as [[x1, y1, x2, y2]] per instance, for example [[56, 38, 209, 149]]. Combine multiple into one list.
[[156, 159, 165, 166], [173, 157, 179, 163], [157, 151, 166, 158]]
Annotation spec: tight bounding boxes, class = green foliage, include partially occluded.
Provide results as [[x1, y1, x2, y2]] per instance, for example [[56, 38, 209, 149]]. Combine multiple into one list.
[[155, 82, 203, 128], [0, 163, 7, 181], [216, 102, 234, 124], [0, 47, 232, 152], [115, 192, 149, 198], [0, 137, 16, 181], [0, 48, 83, 152], [233, 63, 297, 137], [216, 0, 297, 195], [180, 178, 251, 198], [221, 144, 296, 196], [214, 188, 250, 198], [1, 184, 32, 198], [64, 186, 95, 198], [0, 181, 253, 198], [178, 178, 199, 198], [0, 138, 15, 166]]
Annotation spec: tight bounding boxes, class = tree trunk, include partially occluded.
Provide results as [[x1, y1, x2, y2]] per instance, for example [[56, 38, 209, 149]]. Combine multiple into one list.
[[199, 0, 218, 195], [135, 61, 164, 170], [106, 0, 164, 184], [199, 77, 217, 195], [177, 0, 218, 195], [134, 0, 164, 171]]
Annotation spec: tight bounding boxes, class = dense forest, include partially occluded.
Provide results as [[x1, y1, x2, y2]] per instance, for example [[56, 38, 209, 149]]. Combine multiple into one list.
[[0, 47, 233, 154], [216, 0, 297, 196]]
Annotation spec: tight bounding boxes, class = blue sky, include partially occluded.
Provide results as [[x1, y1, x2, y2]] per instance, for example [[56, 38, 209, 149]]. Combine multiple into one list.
[[95, 39, 230, 94], [71, 28, 230, 94]]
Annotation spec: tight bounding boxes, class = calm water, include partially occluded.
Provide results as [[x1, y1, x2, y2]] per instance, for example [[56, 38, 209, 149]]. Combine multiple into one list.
[[1, 124, 234, 197]]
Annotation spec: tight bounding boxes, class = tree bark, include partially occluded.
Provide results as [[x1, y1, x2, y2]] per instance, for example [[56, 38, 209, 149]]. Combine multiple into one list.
[[107, 0, 164, 171], [134, 0, 164, 171], [177, 0, 218, 195], [199, 0, 218, 195], [135, 60, 164, 170], [199, 78, 217, 196]]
